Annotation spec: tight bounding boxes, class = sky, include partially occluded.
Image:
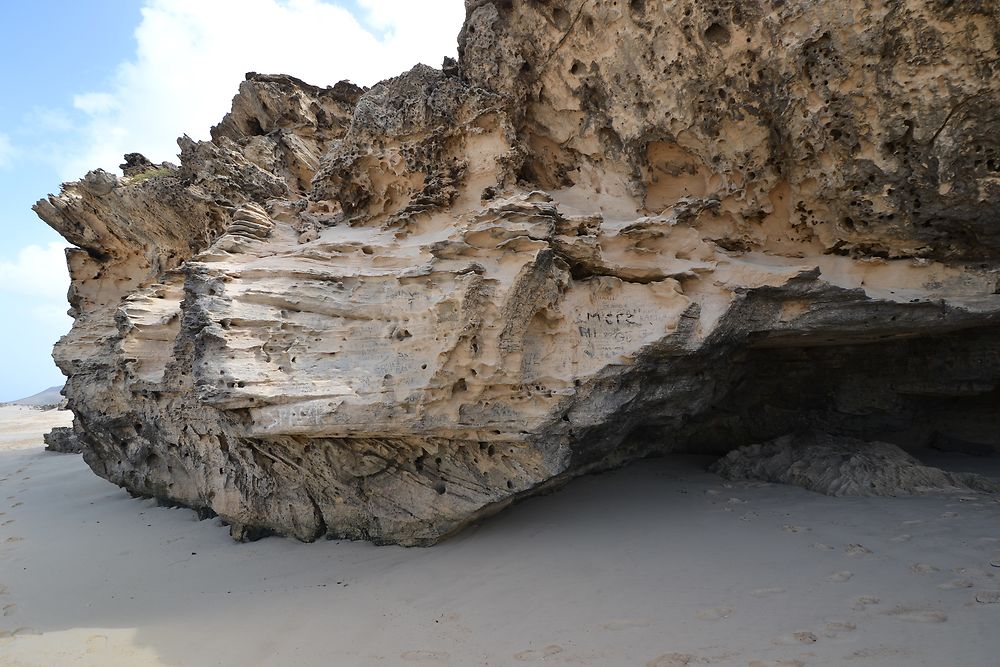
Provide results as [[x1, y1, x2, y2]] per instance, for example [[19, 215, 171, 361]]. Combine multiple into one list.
[[0, 0, 466, 401]]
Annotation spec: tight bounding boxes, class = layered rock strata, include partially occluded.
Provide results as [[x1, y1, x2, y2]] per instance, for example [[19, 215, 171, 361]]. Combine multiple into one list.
[[39, 1, 1000, 544]]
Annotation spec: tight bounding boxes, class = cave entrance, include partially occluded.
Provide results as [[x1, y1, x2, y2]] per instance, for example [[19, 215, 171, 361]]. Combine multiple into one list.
[[622, 326, 1000, 461]]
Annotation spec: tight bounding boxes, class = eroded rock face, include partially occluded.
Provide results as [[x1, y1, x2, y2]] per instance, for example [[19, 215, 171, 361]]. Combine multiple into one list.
[[712, 433, 1000, 496], [44, 427, 81, 454], [39, 2, 1000, 545]]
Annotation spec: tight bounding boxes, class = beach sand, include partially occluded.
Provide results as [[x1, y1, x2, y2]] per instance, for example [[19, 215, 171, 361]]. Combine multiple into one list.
[[1, 404, 998, 666]]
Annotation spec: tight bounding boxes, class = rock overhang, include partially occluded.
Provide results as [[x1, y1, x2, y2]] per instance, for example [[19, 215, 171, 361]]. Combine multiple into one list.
[[37, 0, 1000, 545]]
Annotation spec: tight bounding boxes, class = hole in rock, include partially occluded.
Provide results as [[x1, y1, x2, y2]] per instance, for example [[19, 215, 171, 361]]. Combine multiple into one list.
[[704, 22, 731, 45], [552, 7, 571, 28], [245, 117, 264, 136]]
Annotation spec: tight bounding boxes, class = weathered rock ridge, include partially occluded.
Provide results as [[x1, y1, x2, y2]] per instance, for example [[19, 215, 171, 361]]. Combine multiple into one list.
[[39, 1, 1000, 544], [713, 433, 1000, 496]]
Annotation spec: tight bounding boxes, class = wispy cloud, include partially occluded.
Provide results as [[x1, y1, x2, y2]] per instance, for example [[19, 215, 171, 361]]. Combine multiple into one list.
[[0, 243, 72, 398], [0, 242, 70, 301], [73, 92, 118, 115]]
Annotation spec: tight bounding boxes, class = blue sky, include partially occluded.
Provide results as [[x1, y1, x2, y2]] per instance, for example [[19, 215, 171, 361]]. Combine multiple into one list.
[[0, 1, 143, 401], [0, 0, 464, 401]]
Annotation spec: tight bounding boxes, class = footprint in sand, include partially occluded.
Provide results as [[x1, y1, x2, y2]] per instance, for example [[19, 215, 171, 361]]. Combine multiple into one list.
[[2, 604, 14, 617], [600, 618, 652, 630], [909, 563, 938, 575], [845, 544, 872, 557], [400, 650, 450, 662], [823, 621, 857, 637], [827, 571, 853, 583], [889, 534, 912, 543], [739, 511, 759, 522], [852, 596, 880, 610], [901, 519, 924, 526], [811, 543, 836, 552], [3, 537, 23, 545], [772, 631, 817, 645], [782, 525, 810, 534], [696, 606, 734, 620], [1, 520, 13, 527], [884, 607, 948, 623], [647, 653, 695, 667], [751, 587, 786, 598], [940, 512, 959, 519], [749, 660, 805, 667], [938, 579, 974, 590], [10, 503, 21, 509], [86, 635, 109, 653], [847, 646, 912, 660], [990, 556, 1000, 568], [976, 591, 1000, 604], [514, 645, 563, 661]]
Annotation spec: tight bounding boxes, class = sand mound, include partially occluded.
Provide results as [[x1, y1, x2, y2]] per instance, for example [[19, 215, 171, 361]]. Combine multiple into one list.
[[711, 433, 1000, 497]]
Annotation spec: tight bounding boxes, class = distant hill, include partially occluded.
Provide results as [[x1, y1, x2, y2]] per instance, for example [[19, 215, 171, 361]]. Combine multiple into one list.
[[5, 386, 65, 407]]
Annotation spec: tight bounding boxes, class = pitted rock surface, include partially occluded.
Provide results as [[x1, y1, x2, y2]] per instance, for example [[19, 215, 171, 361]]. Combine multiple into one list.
[[37, 2, 1000, 545]]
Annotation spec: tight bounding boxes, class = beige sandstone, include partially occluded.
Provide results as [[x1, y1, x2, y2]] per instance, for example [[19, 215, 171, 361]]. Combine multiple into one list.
[[36, 1, 1000, 544]]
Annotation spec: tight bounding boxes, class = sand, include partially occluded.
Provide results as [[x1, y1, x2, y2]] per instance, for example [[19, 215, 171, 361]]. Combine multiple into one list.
[[1, 403, 998, 666]]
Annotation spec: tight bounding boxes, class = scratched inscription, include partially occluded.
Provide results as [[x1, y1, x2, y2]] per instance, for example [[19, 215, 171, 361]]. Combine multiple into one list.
[[575, 310, 641, 339]]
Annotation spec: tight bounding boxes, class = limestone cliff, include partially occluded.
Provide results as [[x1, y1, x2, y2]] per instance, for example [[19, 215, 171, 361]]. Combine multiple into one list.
[[39, 1, 1000, 545]]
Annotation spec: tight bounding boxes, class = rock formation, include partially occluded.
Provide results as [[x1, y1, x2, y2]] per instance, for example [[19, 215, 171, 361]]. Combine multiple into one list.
[[44, 427, 82, 454], [38, 1, 1000, 545], [712, 433, 1000, 496]]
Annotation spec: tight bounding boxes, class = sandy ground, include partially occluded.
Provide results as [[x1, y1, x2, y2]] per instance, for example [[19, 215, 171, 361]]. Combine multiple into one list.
[[1, 404, 998, 666]]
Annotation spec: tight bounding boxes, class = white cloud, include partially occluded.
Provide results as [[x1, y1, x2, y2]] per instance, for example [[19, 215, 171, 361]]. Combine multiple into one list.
[[73, 92, 118, 115], [0, 133, 12, 169], [0, 242, 70, 301], [57, 0, 467, 180], [0, 242, 71, 396]]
